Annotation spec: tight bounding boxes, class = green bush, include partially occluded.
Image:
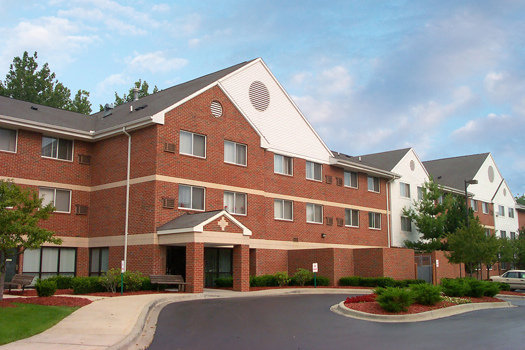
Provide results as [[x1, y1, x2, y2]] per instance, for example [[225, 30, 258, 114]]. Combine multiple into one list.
[[215, 277, 234, 288], [250, 274, 279, 287], [498, 282, 511, 292], [72, 276, 104, 294], [123, 271, 144, 292], [376, 287, 414, 313], [140, 277, 155, 291], [307, 275, 330, 286], [464, 278, 485, 298], [45, 276, 74, 289], [275, 271, 290, 287], [395, 279, 427, 288], [35, 279, 57, 297], [410, 284, 442, 305], [483, 281, 501, 297], [99, 268, 121, 293], [440, 278, 470, 297], [339, 276, 421, 288], [294, 268, 313, 287], [339, 276, 362, 286]]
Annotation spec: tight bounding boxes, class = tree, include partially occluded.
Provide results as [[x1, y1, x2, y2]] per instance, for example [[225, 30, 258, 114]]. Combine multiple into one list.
[[0, 180, 61, 301], [0, 51, 92, 114], [101, 79, 159, 110], [479, 233, 501, 280], [516, 194, 525, 206], [445, 218, 487, 277], [70, 90, 92, 115]]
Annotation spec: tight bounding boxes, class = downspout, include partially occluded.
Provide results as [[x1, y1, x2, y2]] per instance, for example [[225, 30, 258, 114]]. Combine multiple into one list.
[[386, 178, 395, 248], [122, 127, 131, 272]]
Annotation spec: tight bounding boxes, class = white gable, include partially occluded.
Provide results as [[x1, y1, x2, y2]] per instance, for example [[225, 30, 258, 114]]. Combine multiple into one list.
[[469, 154, 503, 202], [218, 59, 332, 163]]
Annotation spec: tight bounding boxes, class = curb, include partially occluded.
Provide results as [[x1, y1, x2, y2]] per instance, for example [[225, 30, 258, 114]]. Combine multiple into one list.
[[331, 300, 515, 323]]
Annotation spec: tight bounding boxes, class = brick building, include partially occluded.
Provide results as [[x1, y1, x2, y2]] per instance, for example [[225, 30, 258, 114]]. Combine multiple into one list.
[[0, 58, 416, 292]]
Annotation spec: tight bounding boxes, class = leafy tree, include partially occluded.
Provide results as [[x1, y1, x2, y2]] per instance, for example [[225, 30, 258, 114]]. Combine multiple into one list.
[[516, 194, 525, 206], [499, 228, 525, 270], [0, 51, 92, 114], [69, 90, 92, 115], [479, 233, 501, 280], [445, 218, 487, 277], [0, 180, 60, 301], [101, 79, 159, 111]]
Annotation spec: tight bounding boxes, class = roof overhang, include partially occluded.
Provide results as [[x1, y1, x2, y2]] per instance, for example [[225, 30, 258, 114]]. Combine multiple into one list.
[[329, 157, 400, 179], [157, 210, 252, 236]]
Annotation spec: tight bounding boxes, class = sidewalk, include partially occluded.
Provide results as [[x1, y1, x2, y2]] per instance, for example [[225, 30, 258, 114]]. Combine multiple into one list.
[[0, 288, 361, 350]]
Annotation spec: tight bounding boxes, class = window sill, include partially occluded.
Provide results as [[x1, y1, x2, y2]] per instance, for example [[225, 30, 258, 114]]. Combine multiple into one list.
[[179, 153, 207, 160], [41, 156, 74, 163], [306, 221, 323, 225], [224, 161, 247, 167], [274, 172, 294, 177], [274, 218, 294, 222]]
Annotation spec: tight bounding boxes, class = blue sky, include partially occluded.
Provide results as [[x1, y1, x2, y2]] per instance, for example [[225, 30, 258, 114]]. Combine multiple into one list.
[[1, 0, 524, 196]]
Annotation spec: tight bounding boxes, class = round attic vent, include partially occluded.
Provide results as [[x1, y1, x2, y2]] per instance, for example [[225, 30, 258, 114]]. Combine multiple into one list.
[[210, 101, 223, 117], [249, 81, 270, 111], [410, 160, 415, 171], [488, 166, 494, 183]]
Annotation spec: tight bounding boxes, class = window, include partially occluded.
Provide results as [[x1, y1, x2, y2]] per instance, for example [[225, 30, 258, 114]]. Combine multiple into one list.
[[42, 136, 73, 161], [482, 202, 489, 214], [500, 230, 507, 239], [0, 127, 16, 152], [344, 171, 358, 188], [510, 232, 516, 240], [274, 154, 293, 175], [485, 228, 491, 237], [90, 248, 109, 276], [39, 188, 71, 213], [401, 216, 412, 231], [417, 186, 423, 201], [369, 212, 381, 229], [400, 183, 410, 198], [306, 161, 322, 181], [274, 199, 293, 221], [345, 209, 359, 227], [498, 205, 505, 217], [367, 176, 380, 192], [23, 247, 76, 279], [306, 203, 323, 223], [179, 131, 206, 158], [509, 208, 515, 218], [470, 199, 478, 212], [224, 191, 246, 215], [178, 185, 205, 210], [224, 141, 247, 166]]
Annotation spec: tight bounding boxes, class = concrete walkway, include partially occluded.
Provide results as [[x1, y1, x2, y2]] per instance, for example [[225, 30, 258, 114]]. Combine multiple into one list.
[[0, 289, 521, 350]]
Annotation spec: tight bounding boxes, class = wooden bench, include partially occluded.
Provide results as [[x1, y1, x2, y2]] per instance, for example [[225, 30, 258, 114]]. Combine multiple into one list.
[[4, 274, 35, 294], [149, 275, 187, 292]]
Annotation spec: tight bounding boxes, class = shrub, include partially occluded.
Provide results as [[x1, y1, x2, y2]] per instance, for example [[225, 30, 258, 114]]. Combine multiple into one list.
[[498, 282, 511, 292], [215, 277, 234, 288], [140, 277, 156, 291], [45, 276, 74, 289], [483, 281, 501, 297], [395, 279, 427, 288], [339, 276, 362, 286], [294, 268, 313, 287], [376, 287, 414, 313], [250, 274, 279, 287], [464, 278, 485, 298], [123, 271, 144, 292], [410, 284, 442, 305], [99, 268, 121, 293], [440, 278, 470, 297], [308, 275, 330, 286], [275, 271, 290, 287], [35, 279, 57, 297], [72, 276, 104, 294]]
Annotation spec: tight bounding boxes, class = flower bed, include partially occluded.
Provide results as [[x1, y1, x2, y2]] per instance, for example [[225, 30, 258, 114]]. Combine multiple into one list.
[[0, 296, 92, 308]]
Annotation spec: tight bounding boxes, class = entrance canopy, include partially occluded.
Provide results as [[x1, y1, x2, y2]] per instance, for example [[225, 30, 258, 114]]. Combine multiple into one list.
[[157, 210, 251, 246]]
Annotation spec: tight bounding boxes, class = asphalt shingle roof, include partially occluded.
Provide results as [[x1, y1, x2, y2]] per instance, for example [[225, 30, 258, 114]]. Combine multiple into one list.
[[423, 153, 490, 190], [332, 148, 411, 172], [157, 210, 223, 231]]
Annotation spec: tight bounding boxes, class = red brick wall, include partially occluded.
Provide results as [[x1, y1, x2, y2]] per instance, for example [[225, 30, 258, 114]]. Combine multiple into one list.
[[288, 249, 336, 285], [354, 248, 384, 277], [249, 249, 288, 276], [233, 245, 250, 292], [431, 250, 463, 284], [382, 248, 415, 280], [186, 242, 204, 293]]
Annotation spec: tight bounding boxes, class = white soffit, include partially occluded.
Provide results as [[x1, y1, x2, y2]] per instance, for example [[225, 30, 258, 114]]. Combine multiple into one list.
[[219, 59, 332, 163]]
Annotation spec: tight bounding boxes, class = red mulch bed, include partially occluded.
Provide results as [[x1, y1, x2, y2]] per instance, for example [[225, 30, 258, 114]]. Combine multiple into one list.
[[343, 295, 506, 315], [0, 296, 92, 308]]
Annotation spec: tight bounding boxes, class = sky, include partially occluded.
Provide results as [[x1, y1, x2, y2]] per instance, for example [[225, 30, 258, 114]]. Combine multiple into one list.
[[0, 0, 524, 196]]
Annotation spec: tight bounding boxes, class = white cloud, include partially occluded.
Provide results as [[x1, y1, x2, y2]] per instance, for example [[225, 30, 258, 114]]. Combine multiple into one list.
[[125, 51, 188, 74], [152, 4, 170, 12]]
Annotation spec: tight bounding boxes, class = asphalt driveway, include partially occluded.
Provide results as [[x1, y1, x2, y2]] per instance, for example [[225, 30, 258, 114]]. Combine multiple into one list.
[[148, 294, 525, 350]]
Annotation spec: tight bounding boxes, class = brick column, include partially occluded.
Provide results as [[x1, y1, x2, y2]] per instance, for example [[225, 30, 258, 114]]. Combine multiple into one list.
[[233, 244, 250, 292], [186, 243, 204, 293]]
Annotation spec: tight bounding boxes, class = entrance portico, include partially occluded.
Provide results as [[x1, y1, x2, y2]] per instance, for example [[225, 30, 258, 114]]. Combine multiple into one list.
[[157, 210, 251, 293]]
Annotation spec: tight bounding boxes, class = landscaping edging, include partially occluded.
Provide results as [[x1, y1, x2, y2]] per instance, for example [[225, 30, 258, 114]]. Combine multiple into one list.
[[330, 300, 515, 323]]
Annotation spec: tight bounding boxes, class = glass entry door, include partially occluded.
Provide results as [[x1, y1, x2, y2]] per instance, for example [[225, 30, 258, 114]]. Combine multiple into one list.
[[204, 248, 232, 287]]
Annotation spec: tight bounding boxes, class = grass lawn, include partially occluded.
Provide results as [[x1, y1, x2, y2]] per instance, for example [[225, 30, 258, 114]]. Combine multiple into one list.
[[0, 303, 78, 345]]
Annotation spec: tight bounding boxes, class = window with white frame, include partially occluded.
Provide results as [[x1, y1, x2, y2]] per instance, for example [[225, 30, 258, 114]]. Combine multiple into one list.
[[224, 191, 246, 215], [500, 230, 507, 239], [179, 131, 206, 158], [274, 199, 293, 221], [470, 199, 478, 212], [345, 209, 359, 227], [498, 205, 505, 216], [42, 136, 73, 161], [344, 171, 358, 188], [39, 188, 71, 212], [484, 228, 491, 237], [509, 208, 515, 218], [400, 182, 410, 198], [482, 202, 489, 214], [367, 176, 380, 192], [369, 212, 381, 229], [510, 231, 516, 240], [274, 154, 293, 175], [417, 186, 423, 201], [0, 127, 17, 152], [224, 140, 247, 166], [23, 247, 76, 279], [306, 161, 322, 181], [178, 185, 205, 210], [306, 203, 323, 223], [401, 216, 412, 231]]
